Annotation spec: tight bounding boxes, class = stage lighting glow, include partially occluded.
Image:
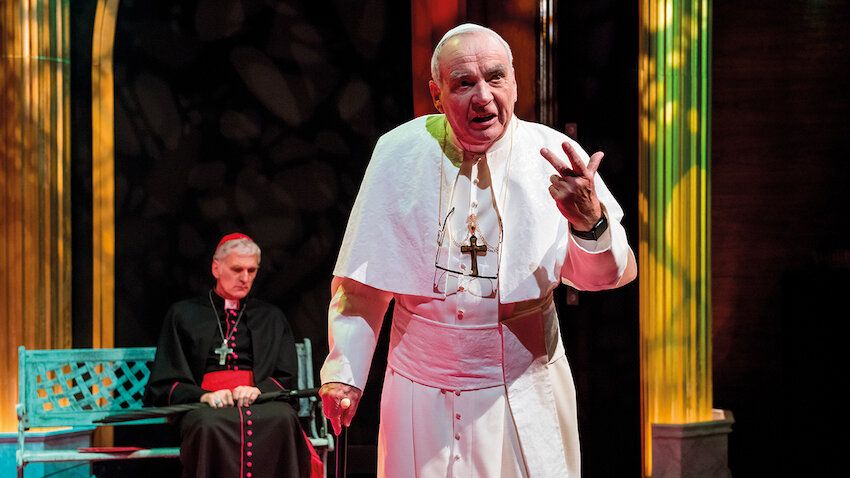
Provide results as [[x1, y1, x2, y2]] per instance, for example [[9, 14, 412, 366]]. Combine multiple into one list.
[[639, 0, 712, 475]]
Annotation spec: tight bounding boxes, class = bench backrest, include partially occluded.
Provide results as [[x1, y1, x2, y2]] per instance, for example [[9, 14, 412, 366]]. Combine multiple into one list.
[[18, 346, 157, 428], [295, 339, 327, 442]]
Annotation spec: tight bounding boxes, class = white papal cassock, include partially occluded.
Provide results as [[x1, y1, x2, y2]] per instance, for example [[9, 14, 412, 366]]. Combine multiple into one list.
[[321, 115, 636, 477]]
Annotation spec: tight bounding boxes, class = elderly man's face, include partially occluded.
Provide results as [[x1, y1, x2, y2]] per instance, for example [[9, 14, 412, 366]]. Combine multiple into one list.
[[429, 31, 517, 152], [212, 252, 259, 300]]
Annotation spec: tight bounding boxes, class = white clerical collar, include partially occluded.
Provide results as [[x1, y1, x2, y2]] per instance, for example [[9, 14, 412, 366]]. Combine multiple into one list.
[[224, 299, 240, 310]]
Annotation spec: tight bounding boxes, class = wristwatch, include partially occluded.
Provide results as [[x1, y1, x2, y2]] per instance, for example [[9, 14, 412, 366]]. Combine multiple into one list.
[[570, 214, 608, 240]]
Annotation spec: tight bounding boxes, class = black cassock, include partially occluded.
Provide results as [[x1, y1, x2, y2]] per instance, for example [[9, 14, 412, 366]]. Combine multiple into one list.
[[144, 292, 311, 478]]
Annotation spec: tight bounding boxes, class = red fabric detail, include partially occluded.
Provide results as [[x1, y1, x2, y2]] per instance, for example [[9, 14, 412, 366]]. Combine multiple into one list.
[[78, 447, 144, 453], [201, 370, 254, 390], [302, 430, 324, 478], [217, 232, 252, 248], [167, 382, 179, 405]]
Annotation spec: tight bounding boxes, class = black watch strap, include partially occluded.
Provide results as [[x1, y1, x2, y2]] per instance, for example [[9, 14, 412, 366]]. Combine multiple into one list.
[[570, 214, 608, 240]]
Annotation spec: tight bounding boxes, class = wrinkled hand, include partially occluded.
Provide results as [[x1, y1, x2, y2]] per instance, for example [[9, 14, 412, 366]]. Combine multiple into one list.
[[319, 382, 362, 436], [201, 389, 234, 408], [232, 386, 261, 408], [540, 141, 603, 230], [201, 386, 260, 408]]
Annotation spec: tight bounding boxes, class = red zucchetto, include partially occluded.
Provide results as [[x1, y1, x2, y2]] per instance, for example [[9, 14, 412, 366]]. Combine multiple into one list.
[[217, 233, 252, 249]]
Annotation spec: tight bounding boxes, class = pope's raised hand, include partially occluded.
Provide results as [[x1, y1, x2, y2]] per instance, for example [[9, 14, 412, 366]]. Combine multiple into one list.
[[540, 141, 603, 230]]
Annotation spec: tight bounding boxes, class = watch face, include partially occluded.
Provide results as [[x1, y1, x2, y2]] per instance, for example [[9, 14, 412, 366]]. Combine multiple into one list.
[[593, 215, 609, 239]]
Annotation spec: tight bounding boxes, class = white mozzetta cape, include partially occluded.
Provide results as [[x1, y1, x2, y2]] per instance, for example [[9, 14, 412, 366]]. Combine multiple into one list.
[[333, 114, 632, 302]]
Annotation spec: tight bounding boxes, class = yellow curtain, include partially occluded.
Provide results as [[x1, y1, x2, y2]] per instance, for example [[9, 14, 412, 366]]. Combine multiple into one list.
[[0, 0, 72, 432], [639, 0, 712, 475]]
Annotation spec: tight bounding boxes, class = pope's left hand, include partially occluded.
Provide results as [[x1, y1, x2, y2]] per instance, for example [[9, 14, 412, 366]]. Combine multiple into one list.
[[231, 386, 261, 408], [540, 141, 603, 230]]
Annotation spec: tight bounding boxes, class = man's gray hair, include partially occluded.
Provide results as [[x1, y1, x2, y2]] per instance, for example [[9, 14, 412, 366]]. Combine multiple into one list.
[[430, 23, 514, 84], [214, 237, 261, 263]]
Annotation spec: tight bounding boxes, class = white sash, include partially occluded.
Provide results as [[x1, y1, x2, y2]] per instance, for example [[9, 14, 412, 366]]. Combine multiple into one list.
[[387, 299, 570, 476]]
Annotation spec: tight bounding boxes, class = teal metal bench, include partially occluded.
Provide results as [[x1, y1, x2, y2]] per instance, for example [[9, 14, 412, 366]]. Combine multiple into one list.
[[16, 339, 332, 477]]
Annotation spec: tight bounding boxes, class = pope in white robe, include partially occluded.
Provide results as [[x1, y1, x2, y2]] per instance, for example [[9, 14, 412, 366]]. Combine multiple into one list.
[[319, 24, 637, 477]]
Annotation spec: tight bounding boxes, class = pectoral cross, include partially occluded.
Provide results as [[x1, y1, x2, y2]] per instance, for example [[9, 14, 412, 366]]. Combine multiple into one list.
[[460, 235, 487, 276], [214, 340, 233, 365]]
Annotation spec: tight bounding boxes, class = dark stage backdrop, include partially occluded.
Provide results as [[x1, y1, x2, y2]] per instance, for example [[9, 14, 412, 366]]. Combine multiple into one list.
[[712, 0, 850, 476], [109, 0, 413, 353], [556, 2, 641, 478]]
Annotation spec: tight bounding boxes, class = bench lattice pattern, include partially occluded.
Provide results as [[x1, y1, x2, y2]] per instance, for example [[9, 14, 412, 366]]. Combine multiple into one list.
[[19, 347, 157, 428], [31, 359, 150, 413]]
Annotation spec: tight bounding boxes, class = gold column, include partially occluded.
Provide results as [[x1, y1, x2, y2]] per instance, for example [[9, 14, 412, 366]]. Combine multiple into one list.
[[639, 0, 712, 475], [0, 0, 72, 432], [90, 0, 120, 447], [91, 0, 119, 349]]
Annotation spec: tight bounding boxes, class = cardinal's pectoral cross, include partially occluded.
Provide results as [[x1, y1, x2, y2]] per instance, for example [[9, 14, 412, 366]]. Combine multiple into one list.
[[460, 235, 487, 276], [214, 340, 233, 366]]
